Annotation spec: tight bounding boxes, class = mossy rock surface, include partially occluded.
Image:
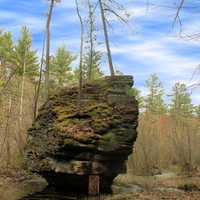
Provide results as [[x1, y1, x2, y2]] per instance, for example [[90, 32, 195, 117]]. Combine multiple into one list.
[[25, 76, 138, 193]]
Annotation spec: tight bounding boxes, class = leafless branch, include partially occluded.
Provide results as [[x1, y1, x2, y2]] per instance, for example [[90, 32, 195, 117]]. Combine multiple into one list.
[[104, 8, 128, 24], [173, 0, 185, 28], [0, 69, 17, 96]]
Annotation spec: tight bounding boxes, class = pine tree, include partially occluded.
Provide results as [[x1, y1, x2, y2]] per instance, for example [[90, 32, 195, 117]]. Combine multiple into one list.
[[12, 27, 39, 152], [169, 82, 194, 171], [50, 45, 75, 87], [145, 74, 166, 115], [128, 87, 144, 109], [195, 105, 200, 119], [0, 31, 14, 88], [75, 0, 103, 83], [0, 31, 13, 68], [82, 50, 103, 81], [170, 83, 193, 118], [85, 0, 104, 81], [12, 26, 38, 78]]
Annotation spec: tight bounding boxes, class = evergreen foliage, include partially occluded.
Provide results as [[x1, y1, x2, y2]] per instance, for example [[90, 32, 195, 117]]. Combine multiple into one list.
[[128, 87, 144, 108], [0, 31, 13, 67], [170, 83, 193, 118], [195, 105, 200, 119], [82, 50, 103, 81], [12, 26, 38, 78], [145, 73, 166, 115], [50, 45, 75, 87]]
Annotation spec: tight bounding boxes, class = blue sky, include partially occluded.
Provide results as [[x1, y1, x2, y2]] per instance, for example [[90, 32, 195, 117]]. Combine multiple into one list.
[[0, 0, 200, 105]]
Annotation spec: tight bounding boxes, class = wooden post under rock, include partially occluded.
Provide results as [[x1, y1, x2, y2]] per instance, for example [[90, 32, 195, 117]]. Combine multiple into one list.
[[88, 175, 100, 196]]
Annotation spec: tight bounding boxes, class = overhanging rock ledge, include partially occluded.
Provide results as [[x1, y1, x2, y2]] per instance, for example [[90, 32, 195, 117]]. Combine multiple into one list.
[[25, 75, 139, 194]]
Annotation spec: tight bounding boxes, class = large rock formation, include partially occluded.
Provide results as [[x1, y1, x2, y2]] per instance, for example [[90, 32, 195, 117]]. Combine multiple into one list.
[[25, 75, 138, 194]]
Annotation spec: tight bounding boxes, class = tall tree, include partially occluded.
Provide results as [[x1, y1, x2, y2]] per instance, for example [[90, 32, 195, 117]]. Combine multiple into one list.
[[33, 32, 46, 120], [195, 105, 200, 119], [170, 83, 193, 118], [50, 45, 75, 87], [142, 74, 166, 170], [45, 0, 60, 100], [145, 74, 166, 115], [86, 0, 96, 80], [169, 82, 194, 171], [83, 0, 103, 82], [13, 27, 38, 78], [12, 26, 38, 152], [0, 31, 14, 91], [98, 0, 130, 76], [98, 0, 115, 76], [0, 31, 13, 69], [75, 0, 84, 113], [82, 50, 103, 81]]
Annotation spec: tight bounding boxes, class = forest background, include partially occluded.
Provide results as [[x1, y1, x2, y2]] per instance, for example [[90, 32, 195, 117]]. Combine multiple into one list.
[[0, 0, 200, 175]]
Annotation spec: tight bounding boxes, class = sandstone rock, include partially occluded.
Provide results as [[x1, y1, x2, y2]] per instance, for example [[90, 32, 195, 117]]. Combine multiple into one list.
[[25, 75, 138, 194]]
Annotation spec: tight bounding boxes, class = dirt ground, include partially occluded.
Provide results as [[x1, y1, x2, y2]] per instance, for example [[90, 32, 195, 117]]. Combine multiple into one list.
[[106, 173, 200, 200], [1, 170, 200, 200], [104, 192, 200, 200], [0, 170, 47, 200]]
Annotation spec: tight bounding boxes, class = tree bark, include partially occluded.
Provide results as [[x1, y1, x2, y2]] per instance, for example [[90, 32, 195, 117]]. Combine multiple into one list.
[[99, 0, 115, 76], [45, 0, 55, 101], [17, 48, 27, 156], [75, 0, 84, 113], [87, 0, 94, 81], [33, 33, 46, 120], [19, 50, 26, 124], [6, 96, 12, 168]]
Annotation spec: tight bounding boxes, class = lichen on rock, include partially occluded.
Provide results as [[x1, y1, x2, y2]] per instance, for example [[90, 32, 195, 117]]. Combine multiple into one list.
[[25, 75, 138, 193]]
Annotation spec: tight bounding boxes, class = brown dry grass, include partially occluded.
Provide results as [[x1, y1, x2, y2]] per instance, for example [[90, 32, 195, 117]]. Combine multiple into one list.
[[114, 173, 200, 191], [104, 192, 200, 200]]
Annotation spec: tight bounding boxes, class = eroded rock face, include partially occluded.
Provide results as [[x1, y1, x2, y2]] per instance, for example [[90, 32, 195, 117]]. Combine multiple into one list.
[[25, 76, 138, 193]]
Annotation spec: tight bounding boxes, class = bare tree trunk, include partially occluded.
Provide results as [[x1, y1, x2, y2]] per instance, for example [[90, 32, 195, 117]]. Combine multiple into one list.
[[186, 124, 192, 172], [75, 0, 84, 113], [18, 50, 27, 156], [33, 34, 46, 120], [87, 0, 94, 81], [45, 0, 55, 101], [6, 96, 12, 168], [19, 51, 26, 124], [99, 0, 115, 76]]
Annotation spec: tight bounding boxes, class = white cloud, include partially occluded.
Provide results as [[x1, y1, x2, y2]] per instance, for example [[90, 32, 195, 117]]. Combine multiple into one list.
[[0, 0, 199, 104], [110, 37, 200, 104], [111, 39, 199, 75], [0, 9, 45, 34]]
